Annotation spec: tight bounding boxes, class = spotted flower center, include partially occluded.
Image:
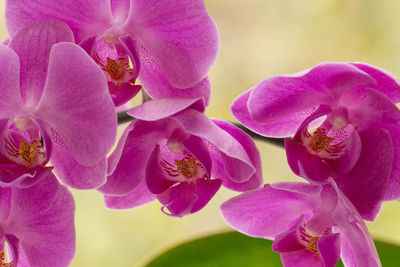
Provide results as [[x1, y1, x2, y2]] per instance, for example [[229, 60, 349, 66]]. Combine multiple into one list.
[[175, 157, 196, 179], [306, 236, 320, 255], [310, 128, 334, 152], [1, 118, 47, 168], [0, 252, 13, 267], [19, 140, 39, 164], [105, 57, 128, 80]]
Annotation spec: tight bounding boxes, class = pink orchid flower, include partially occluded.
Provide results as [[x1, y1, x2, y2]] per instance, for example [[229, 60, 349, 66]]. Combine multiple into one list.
[[6, 0, 219, 106], [0, 19, 116, 189], [221, 180, 381, 267], [0, 173, 75, 267], [100, 98, 263, 217], [231, 62, 400, 220]]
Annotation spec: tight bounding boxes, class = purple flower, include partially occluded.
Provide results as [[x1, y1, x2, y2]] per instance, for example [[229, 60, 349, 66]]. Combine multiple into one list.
[[0, 20, 116, 189], [231, 62, 400, 220], [220, 180, 381, 267], [100, 98, 263, 217], [6, 0, 219, 106], [0, 173, 75, 266]]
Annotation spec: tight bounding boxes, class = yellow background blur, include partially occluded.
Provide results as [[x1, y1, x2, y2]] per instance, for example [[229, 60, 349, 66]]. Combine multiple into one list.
[[1, 1, 400, 266]]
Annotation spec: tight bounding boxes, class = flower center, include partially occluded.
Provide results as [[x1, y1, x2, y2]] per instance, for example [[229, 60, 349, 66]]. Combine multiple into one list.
[[306, 236, 320, 255], [310, 128, 334, 152], [105, 57, 129, 80], [1, 118, 47, 168], [175, 157, 196, 179], [19, 140, 40, 164], [0, 251, 13, 267]]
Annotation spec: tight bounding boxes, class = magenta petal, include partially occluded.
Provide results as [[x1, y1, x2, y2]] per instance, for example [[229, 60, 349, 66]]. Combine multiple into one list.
[[6, 0, 114, 43], [191, 179, 222, 214], [104, 178, 155, 209], [247, 62, 375, 126], [182, 135, 212, 178], [285, 138, 334, 182], [9, 19, 74, 106], [0, 45, 23, 119], [220, 184, 317, 239], [335, 128, 393, 221], [157, 182, 196, 217], [127, 0, 219, 88], [100, 120, 168, 195], [317, 233, 341, 267], [7, 173, 75, 267], [146, 145, 176, 194], [352, 62, 400, 103], [173, 109, 254, 183], [272, 216, 305, 253], [231, 90, 312, 138], [209, 119, 263, 191], [137, 47, 211, 105], [50, 129, 106, 189], [280, 250, 324, 267], [330, 181, 381, 267], [109, 82, 142, 107], [128, 97, 205, 121], [157, 179, 221, 217], [111, 0, 130, 23], [36, 42, 117, 166], [119, 35, 140, 81]]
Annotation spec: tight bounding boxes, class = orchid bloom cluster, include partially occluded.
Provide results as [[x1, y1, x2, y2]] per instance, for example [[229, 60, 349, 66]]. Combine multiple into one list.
[[0, 0, 397, 266]]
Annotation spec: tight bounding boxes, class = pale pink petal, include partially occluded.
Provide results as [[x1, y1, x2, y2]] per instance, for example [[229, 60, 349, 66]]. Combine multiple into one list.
[[0, 45, 23, 119], [9, 19, 74, 106], [6, 0, 113, 42], [36, 42, 117, 166], [127, 0, 219, 88]]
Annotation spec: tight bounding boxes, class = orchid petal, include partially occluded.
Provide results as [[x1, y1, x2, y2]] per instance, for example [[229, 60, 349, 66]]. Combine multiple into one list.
[[6, 173, 75, 267], [128, 98, 205, 121], [335, 128, 393, 221], [36, 42, 117, 166], [104, 178, 155, 209], [220, 184, 317, 239], [9, 19, 74, 107], [0, 45, 23, 119], [209, 119, 263, 191], [352, 62, 400, 103], [6, 0, 113, 43], [318, 233, 341, 267], [137, 46, 211, 105], [127, 0, 219, 88], [246, 62, 375, 129], [100, 120, 170, 195], [173, 109, 255, 183]]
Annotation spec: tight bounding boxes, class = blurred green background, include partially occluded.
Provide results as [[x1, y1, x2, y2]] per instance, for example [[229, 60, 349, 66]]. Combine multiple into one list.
[[1, 1, 400, 266]]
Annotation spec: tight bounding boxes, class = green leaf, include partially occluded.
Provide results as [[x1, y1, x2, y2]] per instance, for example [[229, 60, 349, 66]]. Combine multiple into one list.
[[145, 231, 400, 267]]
